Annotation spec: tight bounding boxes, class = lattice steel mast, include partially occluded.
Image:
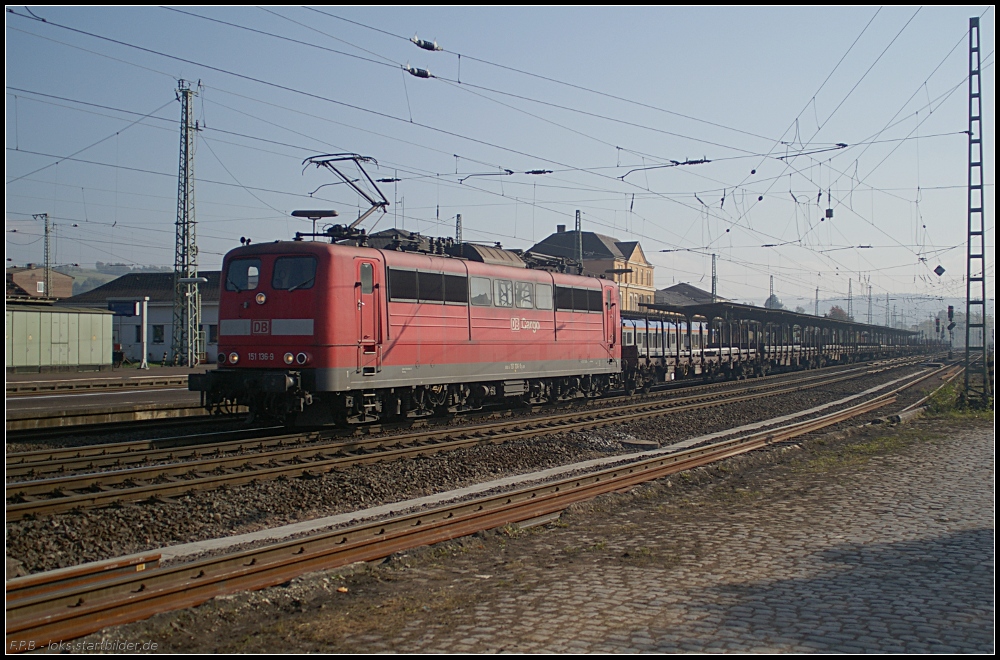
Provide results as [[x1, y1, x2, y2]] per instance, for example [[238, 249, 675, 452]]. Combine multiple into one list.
[[965, 17, 990, 405], [171, 80, 203, 366]]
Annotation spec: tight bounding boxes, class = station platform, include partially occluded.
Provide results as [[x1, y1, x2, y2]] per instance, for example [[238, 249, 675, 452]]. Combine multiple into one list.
[[5, 365, 214, 394]]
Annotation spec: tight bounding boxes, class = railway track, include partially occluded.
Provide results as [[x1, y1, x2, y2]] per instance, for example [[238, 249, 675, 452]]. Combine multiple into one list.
[[7, 357, 914, 461], [6, 357, 918, 441], [5, 362, 951, 650], [6, 365, 887, 479], [5, 359, 929, 520]]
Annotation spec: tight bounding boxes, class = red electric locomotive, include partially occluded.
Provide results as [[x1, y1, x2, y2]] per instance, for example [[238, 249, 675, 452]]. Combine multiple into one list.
[[191, 237, 621, 424]]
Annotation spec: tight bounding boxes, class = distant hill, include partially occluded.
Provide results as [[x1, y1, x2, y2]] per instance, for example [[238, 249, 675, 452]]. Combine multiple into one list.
[[58, 264, 173, 296]]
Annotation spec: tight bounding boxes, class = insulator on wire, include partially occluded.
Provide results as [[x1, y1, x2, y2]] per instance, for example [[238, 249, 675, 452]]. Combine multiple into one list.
[[404, 64, 431, 79], [411, 35, 442, 51]]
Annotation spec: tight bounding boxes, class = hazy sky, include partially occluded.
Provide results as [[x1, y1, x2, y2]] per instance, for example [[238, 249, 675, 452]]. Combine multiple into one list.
[[5, 6, 995, 320]]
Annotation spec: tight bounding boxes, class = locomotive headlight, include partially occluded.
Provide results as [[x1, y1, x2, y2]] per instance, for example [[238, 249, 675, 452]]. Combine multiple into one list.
[[256, 292, 266, 305], [229, 351, 240, 364], [217, 353, 226, 364], [296, 352, 309, 365], [284, 352, 294, 365]]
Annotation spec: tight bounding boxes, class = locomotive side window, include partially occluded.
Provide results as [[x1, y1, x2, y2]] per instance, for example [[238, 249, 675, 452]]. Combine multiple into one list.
[[388, 269, 467, 304], [226, 258, 261, 292], [587, 289, 603, 312], [417, 271, 444, 302], [494, 279, 514, 307], [555, 286, 573, 311], [443, 274, 468, 304], [388, 269, 418, 301], [515, 281, 534, 308], [555, 286, 601, 313], [536, 283, 553, 310], [272, 257, 317, 291], [470, 277, 492, 306]]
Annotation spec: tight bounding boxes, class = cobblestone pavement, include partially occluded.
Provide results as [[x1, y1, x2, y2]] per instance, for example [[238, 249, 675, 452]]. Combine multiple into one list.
[[91, 418, 994, 653], [374, 423, 994, 653]]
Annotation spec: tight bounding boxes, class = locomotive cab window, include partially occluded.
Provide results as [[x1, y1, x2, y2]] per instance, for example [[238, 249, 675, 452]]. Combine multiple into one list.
[[360, 262, 373, 294], [272, 256, 317, 291], [226, 258, 261, 291]]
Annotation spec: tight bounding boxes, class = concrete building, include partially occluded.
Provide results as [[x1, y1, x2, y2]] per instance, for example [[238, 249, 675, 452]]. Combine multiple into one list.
[[526, 226, 655, 311], [59, 272, 221, 365], [6, 266, 74, 300]]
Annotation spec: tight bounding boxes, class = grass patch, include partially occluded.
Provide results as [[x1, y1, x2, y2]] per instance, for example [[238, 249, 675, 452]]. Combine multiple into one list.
[[296, 589, 473, 646], [926, 381, 995, 420], [804, 433, 916, 472]]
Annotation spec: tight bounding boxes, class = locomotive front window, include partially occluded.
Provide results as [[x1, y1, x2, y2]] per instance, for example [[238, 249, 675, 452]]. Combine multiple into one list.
[[470, 277, 492, 306], [515, 281, 534, 309], [536, 283, 552, 310], [226, 258, 261, 292], [272, 257, 317, 291], [494, 279, 513, 307]]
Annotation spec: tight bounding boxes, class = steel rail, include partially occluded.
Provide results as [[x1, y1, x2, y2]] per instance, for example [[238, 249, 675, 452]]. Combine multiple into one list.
[[5, 364, 912, 520]]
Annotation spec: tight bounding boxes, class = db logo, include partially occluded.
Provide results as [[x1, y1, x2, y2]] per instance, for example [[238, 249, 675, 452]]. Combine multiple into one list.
[[510, 318, 541, 333], [252, 319, 271, 335]]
